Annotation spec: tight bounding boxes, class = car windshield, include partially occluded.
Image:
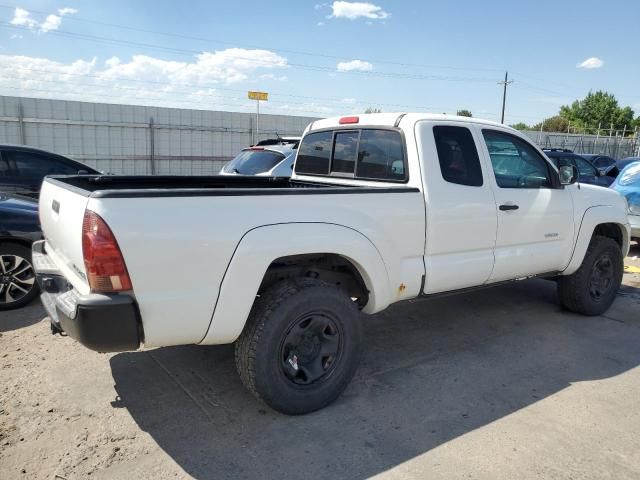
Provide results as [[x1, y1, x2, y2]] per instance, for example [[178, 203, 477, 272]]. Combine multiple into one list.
[[223, 149, 286, 175]]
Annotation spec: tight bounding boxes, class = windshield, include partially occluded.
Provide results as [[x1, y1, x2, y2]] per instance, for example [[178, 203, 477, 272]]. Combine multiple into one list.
[[223, 149, 286, 175]]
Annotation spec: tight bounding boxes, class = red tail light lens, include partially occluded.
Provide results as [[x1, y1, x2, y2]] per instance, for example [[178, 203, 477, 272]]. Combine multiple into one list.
[[82, 210, 132, 292], [339, 116, 359, 124]]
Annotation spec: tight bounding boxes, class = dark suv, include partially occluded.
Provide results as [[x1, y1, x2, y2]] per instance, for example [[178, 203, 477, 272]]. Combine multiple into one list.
[[0, 145, 99, 198], [542, 149, 612, 187]]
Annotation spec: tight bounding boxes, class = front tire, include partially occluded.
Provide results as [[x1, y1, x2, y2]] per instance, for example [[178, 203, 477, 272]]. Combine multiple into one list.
[[558, 236, 623, 316], [235, 278, 362, 415]]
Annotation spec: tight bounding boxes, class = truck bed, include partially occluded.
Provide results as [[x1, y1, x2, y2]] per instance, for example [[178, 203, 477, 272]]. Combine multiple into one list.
[[48, 175, 414, 198]]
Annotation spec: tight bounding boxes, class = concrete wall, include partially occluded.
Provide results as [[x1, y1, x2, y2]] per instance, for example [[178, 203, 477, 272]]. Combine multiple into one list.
[[0, 96, 319, 175]]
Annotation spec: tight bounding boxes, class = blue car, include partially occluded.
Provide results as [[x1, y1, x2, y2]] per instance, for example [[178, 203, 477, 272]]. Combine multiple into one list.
[[610, 161, 640, 241]]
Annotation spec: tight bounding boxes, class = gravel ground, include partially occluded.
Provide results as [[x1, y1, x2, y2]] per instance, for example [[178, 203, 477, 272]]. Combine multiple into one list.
[[1, 244, 639, 480]]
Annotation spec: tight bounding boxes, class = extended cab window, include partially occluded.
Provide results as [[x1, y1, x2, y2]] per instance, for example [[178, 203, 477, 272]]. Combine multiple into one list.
[[433, 126, 483, 186], [482, 130, 552, 188], [296, 128, 406, 182]]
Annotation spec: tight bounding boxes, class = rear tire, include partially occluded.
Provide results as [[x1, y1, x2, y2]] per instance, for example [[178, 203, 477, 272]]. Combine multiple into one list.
[[235, 278, 362, 415], [0, 243, 39, 311], [557, 236, 623, 316]]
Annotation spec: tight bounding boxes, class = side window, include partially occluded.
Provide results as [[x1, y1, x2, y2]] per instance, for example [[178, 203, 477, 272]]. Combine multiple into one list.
[[295, 131, 332, 175], [356, 130, 405, 181], [482, 130, 552, 188], [433, 126, 483, 186], [574, 156, 597, 176], [0, 154, 12, 177], [5, 151, 77, 178], [331, 131, 358, 174]]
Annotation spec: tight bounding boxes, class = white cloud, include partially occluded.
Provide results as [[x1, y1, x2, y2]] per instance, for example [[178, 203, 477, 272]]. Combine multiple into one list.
[[40, 14, 62, 33], [329, 1, 389, 20], [342, 97, 356, 104], [9, 6, 77, 34], [0, 49, 289, 109], [58, 7, 78, 16], [10, 7, 38, 29], [105, 56, 121, 68], [317, 21, 326, 26], [336, 59, 373, 72], [259, 73, 288, 81], [577, 57, 603, 69]]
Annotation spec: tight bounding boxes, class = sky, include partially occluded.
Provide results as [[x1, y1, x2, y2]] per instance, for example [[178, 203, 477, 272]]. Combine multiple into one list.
[[0, 0, 638, 126]]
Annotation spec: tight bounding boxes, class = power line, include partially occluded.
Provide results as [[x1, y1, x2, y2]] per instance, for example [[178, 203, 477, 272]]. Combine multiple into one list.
[[0, 65, 546, 121], [0, 23, 500, 84], [0, 3, 505, 74], [0, 65, 487, 114]]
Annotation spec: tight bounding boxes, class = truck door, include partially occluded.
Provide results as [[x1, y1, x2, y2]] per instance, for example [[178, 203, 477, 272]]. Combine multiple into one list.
[[478, 128, 575, 281], [416, 121, 498, 294]]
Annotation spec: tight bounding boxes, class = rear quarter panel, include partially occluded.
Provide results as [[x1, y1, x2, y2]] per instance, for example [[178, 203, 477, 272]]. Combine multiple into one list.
[[90, 189, 425, 348]]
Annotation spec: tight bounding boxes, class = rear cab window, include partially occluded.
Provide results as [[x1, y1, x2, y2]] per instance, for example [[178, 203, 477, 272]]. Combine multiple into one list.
[[295, 128, 407, 182]]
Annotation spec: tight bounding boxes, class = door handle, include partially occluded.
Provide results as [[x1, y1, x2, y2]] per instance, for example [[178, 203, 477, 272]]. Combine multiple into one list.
[[499, 204, 519, 211]]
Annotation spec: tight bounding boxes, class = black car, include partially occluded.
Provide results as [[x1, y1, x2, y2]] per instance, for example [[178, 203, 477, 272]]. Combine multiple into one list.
[[579, 154, 618, 177], [0, 145, 99, 198], [0, 192, 41, 310], [542, 149, 612, 187]]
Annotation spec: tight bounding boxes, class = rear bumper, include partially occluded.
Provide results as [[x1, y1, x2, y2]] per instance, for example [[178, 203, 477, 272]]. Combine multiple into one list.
[[33, 240, 141, 352]]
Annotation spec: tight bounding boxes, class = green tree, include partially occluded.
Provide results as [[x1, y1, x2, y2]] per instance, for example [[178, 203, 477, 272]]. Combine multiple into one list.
[[456, 109, 472, 117], [364, 107, 382, 114], [559, 91, 635, 132], [510, 122, 530, 131], [532, 116, 570, 133]]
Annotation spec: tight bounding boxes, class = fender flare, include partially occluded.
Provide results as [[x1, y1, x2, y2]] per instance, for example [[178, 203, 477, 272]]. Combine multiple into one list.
[[199, 222, 391, 345], [562, 205, 631, 275]]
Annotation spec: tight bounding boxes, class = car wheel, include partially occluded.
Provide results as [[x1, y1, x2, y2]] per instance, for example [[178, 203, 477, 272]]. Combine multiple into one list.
[[235, 278, 362, 415], [557, 236, 623, 316], [0, 243, 39, 311]]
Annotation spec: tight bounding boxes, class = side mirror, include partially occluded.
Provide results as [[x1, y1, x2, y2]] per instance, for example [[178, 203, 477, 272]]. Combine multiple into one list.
[[559, 165, 579, 185]]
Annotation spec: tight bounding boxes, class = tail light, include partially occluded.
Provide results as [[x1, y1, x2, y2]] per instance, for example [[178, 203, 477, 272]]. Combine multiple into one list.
[[82, 210, 132, 292]]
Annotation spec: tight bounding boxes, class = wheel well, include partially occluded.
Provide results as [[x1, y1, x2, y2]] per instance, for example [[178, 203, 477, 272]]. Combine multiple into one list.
[[593, 223, 623, 248], [259, 253, 370, 308]]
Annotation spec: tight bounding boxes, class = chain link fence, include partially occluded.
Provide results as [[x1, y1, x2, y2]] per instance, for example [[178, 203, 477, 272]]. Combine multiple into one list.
[[521, 130, 640, 159]]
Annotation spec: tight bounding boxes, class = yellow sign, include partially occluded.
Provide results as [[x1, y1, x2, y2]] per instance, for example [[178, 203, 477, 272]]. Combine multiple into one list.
[[248, 91, 268, 101]]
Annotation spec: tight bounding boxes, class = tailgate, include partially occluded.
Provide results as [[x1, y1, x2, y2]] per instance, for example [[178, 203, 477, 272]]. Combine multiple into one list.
[[39, 179, 91, 294]]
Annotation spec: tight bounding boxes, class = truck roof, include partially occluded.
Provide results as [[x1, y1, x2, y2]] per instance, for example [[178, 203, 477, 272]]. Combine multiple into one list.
[[307, 112, 514, 133]]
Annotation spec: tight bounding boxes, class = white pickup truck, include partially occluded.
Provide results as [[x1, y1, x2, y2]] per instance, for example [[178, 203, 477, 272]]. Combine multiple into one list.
[[34, 113, 630, 415]]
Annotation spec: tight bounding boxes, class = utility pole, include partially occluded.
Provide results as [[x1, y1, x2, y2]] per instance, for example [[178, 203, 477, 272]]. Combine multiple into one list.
[[498, 71, 513, 124], [248, 91, 268, 144]]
